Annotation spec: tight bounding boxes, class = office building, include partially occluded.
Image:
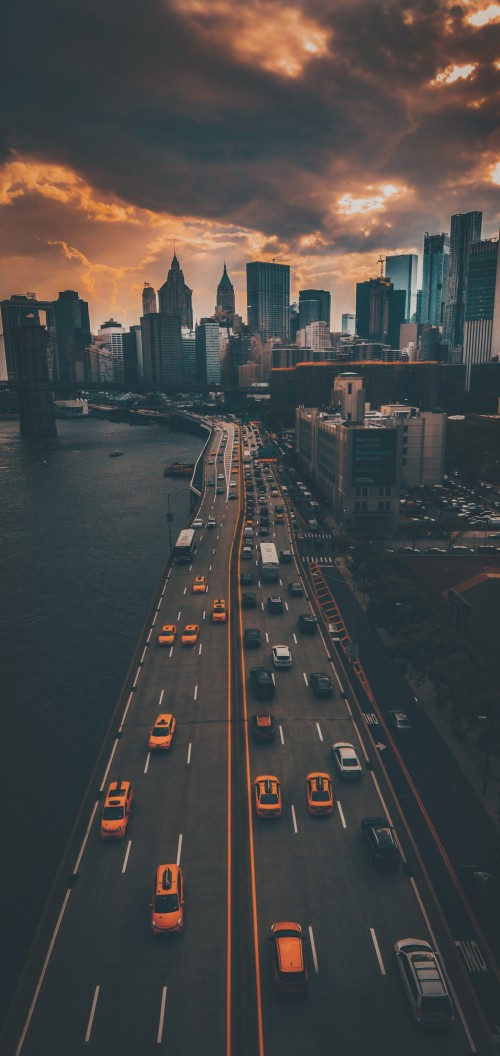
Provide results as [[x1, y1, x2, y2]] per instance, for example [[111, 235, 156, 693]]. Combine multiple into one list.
[[142, 282, 157, 316], [463, 236, 500, 388], [296, 320, 331, 354], [11, 325, 57, 437], [195, 318, 221, 385], [122, 325, 142, 388], [97, 320, 126, 386], [333, 373, 366, 420], [215, 264, 235, 324], [290, 303, 300, 342], [385, 255, 418, 322], [246, 261, 290, 342], [141, 312, 182, 388], [342, 313, 355, 335], [419, 233, 449, 327], [443, 211, 482, 355], [181, 329, 197, 381], [51, 290, 92, 386], [0, 294, 55, 380], [355, 276, 405, 348], [158, 253, 193, 329], [298, 289, 331, 330]]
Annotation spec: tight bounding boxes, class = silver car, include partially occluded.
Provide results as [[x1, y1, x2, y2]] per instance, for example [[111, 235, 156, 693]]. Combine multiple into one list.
[[331, 742, 362, 779], [394, 938, 454, 1027], [272, 645, 292, 668]]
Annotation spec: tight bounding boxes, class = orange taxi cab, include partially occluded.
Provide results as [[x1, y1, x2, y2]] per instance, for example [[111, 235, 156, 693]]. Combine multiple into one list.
[[150, 864, 184, 935], [157, 624, 177, 646], [148, 714, 176, 751], [212, 598, 227, 623], [254, 775, 282, 818], [181, 624, 200, 646], [192, 576, 208, 594], [306, 772, 334, 815], [100, 779, 133, 840]]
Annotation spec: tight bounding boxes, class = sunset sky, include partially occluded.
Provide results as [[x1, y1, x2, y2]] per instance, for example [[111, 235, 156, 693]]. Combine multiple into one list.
[[1, 0, 499, 332]]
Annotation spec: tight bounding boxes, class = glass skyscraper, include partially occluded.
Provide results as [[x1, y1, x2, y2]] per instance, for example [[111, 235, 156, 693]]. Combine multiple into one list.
[[443, 211, 482, 354], [385, 255, 418, 322], [246, 261, 290, 342], [419, 233, 449, 327]]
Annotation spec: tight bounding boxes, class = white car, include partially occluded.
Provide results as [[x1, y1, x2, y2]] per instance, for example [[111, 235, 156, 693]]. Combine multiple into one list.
[[331, 742, 362, 779], [389, 710, 412, 733], [272, 645, 292, 668], [192, 518, 203, 529]]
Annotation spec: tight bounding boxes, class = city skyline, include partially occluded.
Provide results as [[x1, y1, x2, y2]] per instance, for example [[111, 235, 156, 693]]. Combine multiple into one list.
[[1, 0, 499, 331]]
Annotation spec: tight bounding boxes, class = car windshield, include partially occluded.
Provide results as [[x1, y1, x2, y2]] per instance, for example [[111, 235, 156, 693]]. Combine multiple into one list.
[[154, 893, 179, 912], [343, 757, 358, 767], [152, 727, 169, 737], [102, 806, 124, 820], [260, 792, 279, 804], [312, 790, 331, 801]]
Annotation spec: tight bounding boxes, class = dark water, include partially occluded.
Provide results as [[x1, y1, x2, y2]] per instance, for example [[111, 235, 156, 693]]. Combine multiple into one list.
[[0, 418, 204, 1025]]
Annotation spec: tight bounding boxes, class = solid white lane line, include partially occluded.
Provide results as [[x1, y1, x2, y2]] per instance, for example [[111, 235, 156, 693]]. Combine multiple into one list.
[[284, 602, 289, 611], [157, 987, 168, 1044], [194, 685, 198, 700], [144, 750, 151, 774], [132, 667, 141, 689], [265, 632, 269, 643], [337, 801, 346, 829], [303, 672, 308, 686], [118, 692, 134, 733], [158, 689, 164, 708], [152, 612, 158, 626], [316, 722, 323, 742], [100, 740, 119, 793], [140, 647, 147, 663], [291, 805, 298, 834], [85, 985, 100, 1043], [293, 633, 297, 644], [169, 646, 173, 658], [352, 719, 370, 762], [203, 611, 206, 621], [332, 665, 343, 692], [15, 889, 73, 1055], [122, 841, 132, 874], [72, 801, 100, 876], [177, 834, 183, 866], [279, 725, 284, 745], [187, 743, 192, 765], [370, 928, 386, 975], [309, 927, 319, 973], [199, 643, 202, 655], [183, 587, 187, 595], [177, 611, 181, 621], [146, 629, 152, 644]]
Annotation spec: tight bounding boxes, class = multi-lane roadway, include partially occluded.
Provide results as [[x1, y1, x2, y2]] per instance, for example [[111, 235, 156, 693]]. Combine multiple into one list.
[[1, 421, 495, 1056]]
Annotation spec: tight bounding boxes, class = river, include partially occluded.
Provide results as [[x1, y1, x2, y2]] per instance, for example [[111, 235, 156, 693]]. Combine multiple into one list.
[[0, 417, 205, 1026]]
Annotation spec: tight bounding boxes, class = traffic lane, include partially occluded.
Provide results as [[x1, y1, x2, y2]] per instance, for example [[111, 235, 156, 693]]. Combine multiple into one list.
[[19, 715, 230, 1056], [251, 728, 465, 1056]]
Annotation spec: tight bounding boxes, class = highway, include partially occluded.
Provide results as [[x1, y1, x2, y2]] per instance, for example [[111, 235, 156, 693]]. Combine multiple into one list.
[[1, 420, 494, 1056]]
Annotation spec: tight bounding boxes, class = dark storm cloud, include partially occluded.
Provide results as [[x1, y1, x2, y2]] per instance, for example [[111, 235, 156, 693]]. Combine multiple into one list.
[[2, 0, 500, 255]]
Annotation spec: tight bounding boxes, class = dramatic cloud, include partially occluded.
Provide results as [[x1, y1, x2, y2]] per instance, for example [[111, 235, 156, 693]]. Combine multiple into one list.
[[1, 0, 499, 328]]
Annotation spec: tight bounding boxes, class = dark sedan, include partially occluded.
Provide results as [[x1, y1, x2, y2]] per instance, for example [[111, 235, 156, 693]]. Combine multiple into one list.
[[361, 817, 400, 870], [244, 628, 261, 649], [309, 672, 333, 698]]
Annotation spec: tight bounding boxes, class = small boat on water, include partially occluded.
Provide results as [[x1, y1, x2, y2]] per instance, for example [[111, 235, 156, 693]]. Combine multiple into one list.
[[109, 450, 124, 457]]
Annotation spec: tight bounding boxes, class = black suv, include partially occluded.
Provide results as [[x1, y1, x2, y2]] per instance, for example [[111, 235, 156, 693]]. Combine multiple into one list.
[[309, 672, 333, 698], [249, 667, 276, 699], [242, 592, 257, 609], [287, 582, 303, 597], [240, 571, 253, 586], [361, 817, 400, 870], [298, 613, 317, 634], [279, 550, 293, 564], [244, 628, 261, 649], [267, 596, 284, 614]]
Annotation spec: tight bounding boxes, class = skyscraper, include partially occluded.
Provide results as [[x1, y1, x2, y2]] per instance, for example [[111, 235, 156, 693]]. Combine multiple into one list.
[[142, 282, 157, 316], [355, 277, 405, 348], [52, 289, 91, 386], [216, 264, 235, 323], [97, 320, 126, 386], [246, 261, 290, 342], [385, 255, 418, 322], [463, 236, 500, 388], [443, 211, 482, 355], [342, 313, 355, 336], [298, 289, 331, 330], [141, 312, 182, 388], [0, 294, 55, 380], [158, 253, 193, 329], [419, 233, 449, 327], [195, 318, 221, 385]]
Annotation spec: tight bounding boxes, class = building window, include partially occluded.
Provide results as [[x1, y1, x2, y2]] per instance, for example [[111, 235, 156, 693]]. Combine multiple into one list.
[[362, 486, 368, 497], [385, 501, 391, 510], [355, 487, 361, 497], [403, 425, 408, 433], [402, 457, 407, 466], [378, 501, 384, 510], [362, 501, 368, 511], [385, 486, 391, 496], [378, 486, 384, 496], [355, 501, 361, 511]]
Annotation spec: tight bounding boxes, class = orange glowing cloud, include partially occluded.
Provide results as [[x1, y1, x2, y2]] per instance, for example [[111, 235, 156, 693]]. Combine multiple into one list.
[[467, 3, 500, 26], [431, 63, 478, 86], [171, 0, 331, 78]]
